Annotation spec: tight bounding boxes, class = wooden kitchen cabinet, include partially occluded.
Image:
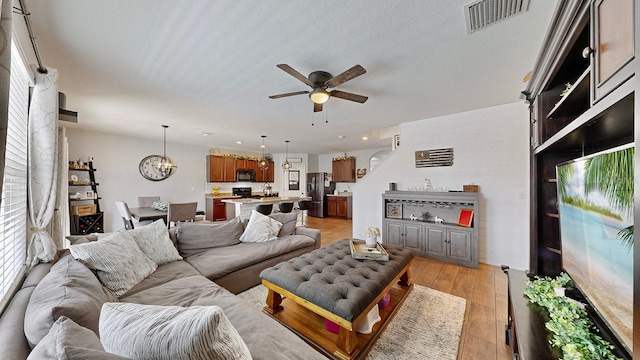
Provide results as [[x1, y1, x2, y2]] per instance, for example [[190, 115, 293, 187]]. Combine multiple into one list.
[[327, 195, 352, 219], [236, 159, 257, 171], [205, 197, 227, 221], [207, 155, 236, 182], [332, 158, 356, 183], [256, 161, 274, 183]]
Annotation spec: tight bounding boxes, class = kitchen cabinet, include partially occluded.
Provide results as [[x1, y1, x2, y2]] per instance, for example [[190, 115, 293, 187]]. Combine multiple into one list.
[[332, 158, 356, 183], [256, 161, 274, 183], [205, 197, 228, 221], [207, 155, 236, 182], [236, 159, 257, 172], [327, 195, 352, 219], [381, 190, 478, 268]]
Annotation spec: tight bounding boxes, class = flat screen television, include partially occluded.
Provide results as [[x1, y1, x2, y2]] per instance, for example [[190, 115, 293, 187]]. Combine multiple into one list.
[[556, 143, 634, 355]]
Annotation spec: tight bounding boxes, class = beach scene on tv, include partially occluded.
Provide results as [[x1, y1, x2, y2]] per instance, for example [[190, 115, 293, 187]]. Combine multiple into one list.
[[556, 145, 634, 352]]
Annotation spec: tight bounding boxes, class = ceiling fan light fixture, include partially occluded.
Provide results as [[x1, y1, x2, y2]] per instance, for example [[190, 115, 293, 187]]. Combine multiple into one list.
[[309, 89, 330, 104]]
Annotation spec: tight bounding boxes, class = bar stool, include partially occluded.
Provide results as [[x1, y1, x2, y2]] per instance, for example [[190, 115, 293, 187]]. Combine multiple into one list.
[[255, 204, 273, 216], [298, 200, 311, 226], [278, 202, 294, 213]]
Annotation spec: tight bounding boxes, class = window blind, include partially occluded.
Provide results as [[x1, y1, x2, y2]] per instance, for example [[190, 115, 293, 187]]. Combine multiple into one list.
[[0, 41, 32, 309]]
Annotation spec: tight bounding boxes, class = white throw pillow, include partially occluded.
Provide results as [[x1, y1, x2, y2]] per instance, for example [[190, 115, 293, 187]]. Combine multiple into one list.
[[240, 210, 283, 243], [69, 231, 157, 296], [127, 219, 182, 265], [99, 303, 252, 360]]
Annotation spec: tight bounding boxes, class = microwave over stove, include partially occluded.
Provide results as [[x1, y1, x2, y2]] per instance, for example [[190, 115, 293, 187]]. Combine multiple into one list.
[[236, 169, 256, 182]]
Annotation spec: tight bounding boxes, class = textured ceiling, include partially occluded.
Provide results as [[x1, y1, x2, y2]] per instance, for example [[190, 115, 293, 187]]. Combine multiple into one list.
[[15, 0, 557, 154]]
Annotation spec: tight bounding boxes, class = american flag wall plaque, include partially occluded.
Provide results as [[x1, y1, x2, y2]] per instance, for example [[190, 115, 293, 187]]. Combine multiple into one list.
[[415, 148, 454, 168]]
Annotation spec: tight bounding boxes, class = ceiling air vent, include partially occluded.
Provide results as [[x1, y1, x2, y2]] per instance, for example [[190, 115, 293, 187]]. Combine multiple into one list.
[[464, 0, 530, 33]]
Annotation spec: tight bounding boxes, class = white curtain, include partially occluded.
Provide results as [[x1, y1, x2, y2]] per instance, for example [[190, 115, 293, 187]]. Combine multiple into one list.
[[52, 127, 69, 248], [27, 66, 59, 266]]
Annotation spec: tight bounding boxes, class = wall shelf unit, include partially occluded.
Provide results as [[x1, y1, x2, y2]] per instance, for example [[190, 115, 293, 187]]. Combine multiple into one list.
[[381, 190, 479, 268], [68, 160, 103, 235]]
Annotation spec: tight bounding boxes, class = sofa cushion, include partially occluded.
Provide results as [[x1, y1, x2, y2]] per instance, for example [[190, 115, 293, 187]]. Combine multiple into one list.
[[69, 231, 157, 296], [269, 212, 297, 236], [119, 260, 201, 298], [119, 275, 326, 360], [28, 317, 129, 360], [100, 302, 251, 360], [24, 253, 118, 348], [176, 217, 244, 257], [186, 235, 316, 281], [127, 219, 182, 265], [240, 210, 282, 243]]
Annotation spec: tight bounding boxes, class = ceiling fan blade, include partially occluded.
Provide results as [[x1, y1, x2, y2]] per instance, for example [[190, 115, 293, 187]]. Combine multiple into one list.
[[314, 102, 323, 112], [329, 90, 368, 103], [325, 65, 366, 88], [276, 64, 314, 87], [269, 91, 309, 99]]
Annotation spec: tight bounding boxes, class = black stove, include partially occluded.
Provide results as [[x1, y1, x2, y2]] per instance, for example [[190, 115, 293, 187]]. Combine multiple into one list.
[[232, 187, 253, 198]]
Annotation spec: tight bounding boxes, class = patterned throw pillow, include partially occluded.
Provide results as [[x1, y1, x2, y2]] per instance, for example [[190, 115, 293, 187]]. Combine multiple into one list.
[[127, 219, 182, 265], [239, 210, 283, 243], [99, 303, 252, 360], [70, 232, 157, 296]]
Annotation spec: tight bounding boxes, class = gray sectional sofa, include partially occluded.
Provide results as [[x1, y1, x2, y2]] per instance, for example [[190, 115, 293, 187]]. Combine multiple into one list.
[[0, 213, 325, 360]]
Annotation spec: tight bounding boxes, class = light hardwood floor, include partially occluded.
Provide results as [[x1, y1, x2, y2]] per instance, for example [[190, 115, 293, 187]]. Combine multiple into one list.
[[304, 216, 511, 360]]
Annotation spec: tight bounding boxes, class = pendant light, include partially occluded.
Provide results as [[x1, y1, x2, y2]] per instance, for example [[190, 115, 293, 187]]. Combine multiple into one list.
[[282, 140, 292, 170], [258, 135, 269, 170], [157, 125, 177, 176]]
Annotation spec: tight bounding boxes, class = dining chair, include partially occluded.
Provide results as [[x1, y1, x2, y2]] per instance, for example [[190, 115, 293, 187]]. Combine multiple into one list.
[[138, 196, 161, 207], [167, 202, 198, 228], [115, 200, 152, 230]]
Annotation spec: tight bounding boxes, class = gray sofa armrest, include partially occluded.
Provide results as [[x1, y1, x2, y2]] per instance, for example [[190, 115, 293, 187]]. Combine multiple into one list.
[[295, 227, 321, 249]]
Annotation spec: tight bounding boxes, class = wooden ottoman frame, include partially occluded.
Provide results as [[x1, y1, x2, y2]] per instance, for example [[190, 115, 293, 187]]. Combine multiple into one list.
[[262, 258, 414, 360]]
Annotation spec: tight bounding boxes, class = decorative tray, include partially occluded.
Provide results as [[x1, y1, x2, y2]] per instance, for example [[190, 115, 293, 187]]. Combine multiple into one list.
[[349, 239, 389, 261]]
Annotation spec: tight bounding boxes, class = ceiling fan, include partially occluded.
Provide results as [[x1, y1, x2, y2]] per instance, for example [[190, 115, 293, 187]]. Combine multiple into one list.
[[269, 64, 368, 112]]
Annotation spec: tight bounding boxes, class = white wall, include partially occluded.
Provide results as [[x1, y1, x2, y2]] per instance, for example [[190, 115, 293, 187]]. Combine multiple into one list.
[[66, 128, 211, 232], [351, 102, 531, 270]]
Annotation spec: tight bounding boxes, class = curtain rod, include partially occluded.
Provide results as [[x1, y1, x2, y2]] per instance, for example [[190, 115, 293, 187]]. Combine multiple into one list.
[[13, 0, 47, 74]]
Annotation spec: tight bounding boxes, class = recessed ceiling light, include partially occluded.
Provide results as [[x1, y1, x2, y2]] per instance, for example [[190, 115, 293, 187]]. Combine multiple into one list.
[[362, 136, 368, 140], [338, 135, 345, 139], [201, 132, 211, 137], [236, 140, 243, 144]]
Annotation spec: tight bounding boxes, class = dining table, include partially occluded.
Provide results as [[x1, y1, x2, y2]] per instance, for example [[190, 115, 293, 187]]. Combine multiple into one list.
[[129, 207, 168, 223], [129, 206, 206, 223]]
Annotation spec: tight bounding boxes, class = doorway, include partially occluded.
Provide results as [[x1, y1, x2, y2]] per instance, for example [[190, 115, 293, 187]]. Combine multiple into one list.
[[282, 165, 306, 198]]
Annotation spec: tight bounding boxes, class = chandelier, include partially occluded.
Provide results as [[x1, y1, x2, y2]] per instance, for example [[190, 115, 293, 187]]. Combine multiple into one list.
[[157, 125, 177, 176], [258, 135, 269, 170], [282, 140, 292, 170]]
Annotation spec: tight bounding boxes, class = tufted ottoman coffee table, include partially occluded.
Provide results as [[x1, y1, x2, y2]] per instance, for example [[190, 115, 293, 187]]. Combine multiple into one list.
[[260, 239, 414, 359]]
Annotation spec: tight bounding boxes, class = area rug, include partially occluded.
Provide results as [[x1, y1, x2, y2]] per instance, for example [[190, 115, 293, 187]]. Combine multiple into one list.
[[237, 284, 466, 360]]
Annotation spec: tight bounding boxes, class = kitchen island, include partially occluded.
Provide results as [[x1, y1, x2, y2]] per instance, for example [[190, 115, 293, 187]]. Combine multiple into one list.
[[223, 196, 311, 221]]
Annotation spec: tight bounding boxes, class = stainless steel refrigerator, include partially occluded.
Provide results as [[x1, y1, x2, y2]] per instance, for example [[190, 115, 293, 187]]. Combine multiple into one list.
[[307, 172, 335, 218]]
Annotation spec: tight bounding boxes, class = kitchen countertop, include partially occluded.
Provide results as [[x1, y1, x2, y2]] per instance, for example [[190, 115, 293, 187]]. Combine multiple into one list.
[[204, 194, 242, 199], [222, 196, 311, 204]]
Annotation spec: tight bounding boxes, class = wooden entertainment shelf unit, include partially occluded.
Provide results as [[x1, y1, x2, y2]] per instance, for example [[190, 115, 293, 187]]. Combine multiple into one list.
[[517, 0, 636, 358]]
